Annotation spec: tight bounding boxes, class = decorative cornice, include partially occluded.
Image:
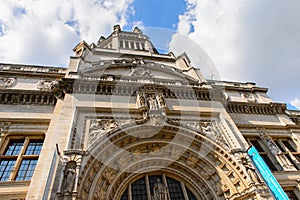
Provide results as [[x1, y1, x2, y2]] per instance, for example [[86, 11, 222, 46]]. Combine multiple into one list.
[[226, 102, 286, 115], [0, 90, 56, 105], [0, 63, 66, 77], [286, 110, 300, 125]]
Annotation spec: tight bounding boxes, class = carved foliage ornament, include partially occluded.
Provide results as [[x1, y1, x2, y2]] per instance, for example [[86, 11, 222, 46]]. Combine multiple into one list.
[[0, 77, 16, 89]]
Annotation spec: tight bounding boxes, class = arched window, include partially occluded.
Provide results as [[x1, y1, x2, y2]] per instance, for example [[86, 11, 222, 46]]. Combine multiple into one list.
[[120, 174, 197, 200]]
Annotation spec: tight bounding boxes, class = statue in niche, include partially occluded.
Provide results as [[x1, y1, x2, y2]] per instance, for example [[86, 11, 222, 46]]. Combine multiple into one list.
[[136, 92, 146, 108], [153, 178, 169, 200], [62, 162, 76, 193], [156, 94, 166, 108], [147, 94, 159, 111]]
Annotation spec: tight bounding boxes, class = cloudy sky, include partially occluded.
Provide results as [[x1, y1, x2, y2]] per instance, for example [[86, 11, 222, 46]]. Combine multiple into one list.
[[0, 0, 299, 109]]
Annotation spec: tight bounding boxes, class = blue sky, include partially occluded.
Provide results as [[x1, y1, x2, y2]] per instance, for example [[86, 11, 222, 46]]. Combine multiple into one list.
[[125, 0, 186, 30], [0, 0, 299, 110]]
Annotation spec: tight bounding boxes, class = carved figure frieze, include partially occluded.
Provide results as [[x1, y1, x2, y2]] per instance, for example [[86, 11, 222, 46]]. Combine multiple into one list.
[[37, 79, 56, 90], [0, 77, 16, 89]]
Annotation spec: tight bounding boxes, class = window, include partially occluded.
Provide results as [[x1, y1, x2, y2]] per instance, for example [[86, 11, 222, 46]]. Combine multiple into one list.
[[121, 174, 197, 200], [0, 137, 44, 181], [247, 138, 278, 171], [274, 139, 300, 170], [285, 191, 298, 200]]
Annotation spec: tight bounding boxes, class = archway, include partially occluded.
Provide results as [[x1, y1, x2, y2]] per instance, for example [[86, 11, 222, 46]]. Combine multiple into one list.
[[77, 122, 256, 200]]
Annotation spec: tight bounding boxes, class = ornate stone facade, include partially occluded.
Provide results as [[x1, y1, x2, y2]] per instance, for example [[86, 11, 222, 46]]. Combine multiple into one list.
[[0, 25, 300, 200]]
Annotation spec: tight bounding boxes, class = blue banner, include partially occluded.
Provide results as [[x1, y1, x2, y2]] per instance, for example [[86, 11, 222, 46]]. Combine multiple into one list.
[[247, 146, 289, 200]]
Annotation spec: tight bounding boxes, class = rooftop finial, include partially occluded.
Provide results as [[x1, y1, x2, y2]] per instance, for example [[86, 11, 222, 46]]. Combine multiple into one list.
[[133, 27, 142, 34], [113, 25, 121, 33]]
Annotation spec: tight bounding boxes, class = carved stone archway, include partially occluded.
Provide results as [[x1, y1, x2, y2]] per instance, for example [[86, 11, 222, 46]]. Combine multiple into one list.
[[77, 123, 270, 200]]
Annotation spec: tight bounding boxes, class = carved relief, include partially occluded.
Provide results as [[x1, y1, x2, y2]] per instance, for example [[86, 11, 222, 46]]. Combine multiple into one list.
[[201, 121, 229, 149], [37, 79, 56, 90], [130, 66, 152, 78], [0, 122, 10, 137], [88, 119, 134, 145], [0, 77, 16, 89], [241, 92, 256, 103], [240, 155, 261, 184], [50, 80, 73, 99]]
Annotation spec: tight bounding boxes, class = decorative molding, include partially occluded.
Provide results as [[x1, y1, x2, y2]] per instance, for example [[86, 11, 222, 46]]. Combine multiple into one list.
[[0, 63, 66, 74], [0, 91, 56, 105], [226, 102, 286, 115]]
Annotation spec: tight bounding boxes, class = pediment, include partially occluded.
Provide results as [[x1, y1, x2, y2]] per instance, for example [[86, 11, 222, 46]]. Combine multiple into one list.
[[78, 59, 199, 84]]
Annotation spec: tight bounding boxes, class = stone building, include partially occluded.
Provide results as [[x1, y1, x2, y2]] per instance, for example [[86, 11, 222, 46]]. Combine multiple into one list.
[[0, 25, 300, 200]]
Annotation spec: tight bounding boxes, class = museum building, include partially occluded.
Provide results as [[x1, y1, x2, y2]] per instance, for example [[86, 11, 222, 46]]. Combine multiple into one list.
[[0, 25, 300, 199]]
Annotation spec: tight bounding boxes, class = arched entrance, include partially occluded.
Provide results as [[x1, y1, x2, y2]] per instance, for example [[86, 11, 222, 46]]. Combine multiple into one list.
[[77, 122, 259, 200]]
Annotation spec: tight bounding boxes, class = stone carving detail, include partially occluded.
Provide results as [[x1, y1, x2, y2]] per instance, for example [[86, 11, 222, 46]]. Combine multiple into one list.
[[57, 152, 82, 199], [136, 91, 167, 126], [62, 161, 76, 193], [50, 80, 73, 99], [137, 92, 166, 111], [258, 129, 295, 170], [0, 122, 10, 136], [240, 154, 261, 184], [153, 178, 170, 200], [89, 119, 134, 145], [176, 120, 230, 149], [130, 66, 152, 78], [37, 79, 56, 90], [0, 77, 16, 89], [241, 92, 256, 103]]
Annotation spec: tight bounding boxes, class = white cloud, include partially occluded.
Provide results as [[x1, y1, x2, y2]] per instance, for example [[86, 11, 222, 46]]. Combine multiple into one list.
[[0, 0, 134, 66], [291, 98, 300, 110], [174, 0, 300, 105]]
